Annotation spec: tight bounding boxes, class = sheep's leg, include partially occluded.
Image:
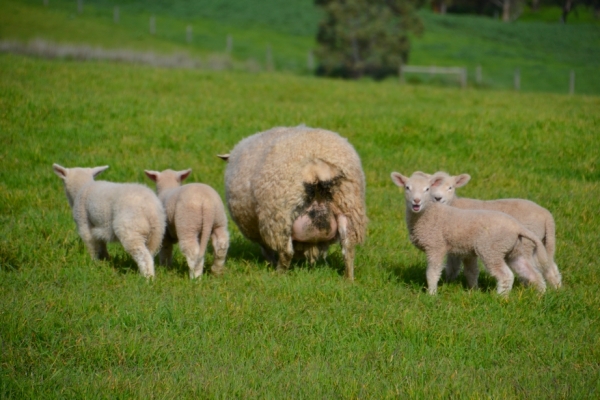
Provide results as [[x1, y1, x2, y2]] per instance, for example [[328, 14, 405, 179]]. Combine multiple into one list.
[[276, 238, 294, 273], [426, 251, 446, 295], [445, 254, 462, 282], [210, 226, 229, 276], [463, 256, 479, 289], [122, 241, 155, 278], [179, 237, 204, 280], [483, 257, 514, 296], [337, 214, 355, 281], [261, 246, 278, 266], [159, 240, 174, 267], [544, 262, 562, 289], [509, 256, 546, 293]]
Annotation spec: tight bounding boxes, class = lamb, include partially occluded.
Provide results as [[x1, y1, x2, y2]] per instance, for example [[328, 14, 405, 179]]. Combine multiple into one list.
[[430, 171, 562, 289], [390, 171, 548, 295], [144, 169, 229, 279], [219, 126, 367, 280], [52, 164, 165, 278]]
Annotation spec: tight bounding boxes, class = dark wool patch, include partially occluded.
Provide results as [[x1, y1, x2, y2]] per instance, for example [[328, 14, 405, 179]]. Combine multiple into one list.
[[303, 176, 342, 203], [307, 205, 332, 231]]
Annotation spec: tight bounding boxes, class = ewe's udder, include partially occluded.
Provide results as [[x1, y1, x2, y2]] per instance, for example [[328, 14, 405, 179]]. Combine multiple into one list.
[[292, 202, 337, 243]]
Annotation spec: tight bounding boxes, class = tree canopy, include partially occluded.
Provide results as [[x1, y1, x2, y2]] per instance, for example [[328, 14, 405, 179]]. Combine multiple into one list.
[[314, 0, 426, 79]]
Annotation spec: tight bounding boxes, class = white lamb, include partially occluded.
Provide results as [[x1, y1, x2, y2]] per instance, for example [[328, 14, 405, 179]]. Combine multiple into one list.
[[219, 126, 367, 280], [52, 164, 165, 278], [391, 171, 548, 295], [144, 169, 229, 279], [430, 171, 562, 289]]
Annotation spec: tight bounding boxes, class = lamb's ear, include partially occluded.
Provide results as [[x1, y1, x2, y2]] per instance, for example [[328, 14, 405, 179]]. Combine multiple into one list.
[[144, 170, 160, 182], [217, 154, 230, 162], [92, 165, 109, 178], [391, 172, 409, 188], [53, 164, 68, 180], [430, 175, 446, 188], [454, 174, 471, 188], [178, 169, 192, 182]]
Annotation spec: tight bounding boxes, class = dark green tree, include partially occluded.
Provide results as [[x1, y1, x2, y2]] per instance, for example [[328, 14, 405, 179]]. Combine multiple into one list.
[[315, 0, 426, 79]]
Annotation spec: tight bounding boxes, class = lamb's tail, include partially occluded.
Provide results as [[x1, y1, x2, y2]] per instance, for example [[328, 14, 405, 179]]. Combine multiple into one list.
[[519, 228, 549, 272], [198, 204, 214, 260], [146, 200, 166, 255]]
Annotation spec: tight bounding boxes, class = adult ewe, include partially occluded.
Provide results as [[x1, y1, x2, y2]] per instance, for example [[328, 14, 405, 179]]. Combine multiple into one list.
[[430, 171, 562, 289], [52, 164, 165, 278], [220, 126, 367, 280]]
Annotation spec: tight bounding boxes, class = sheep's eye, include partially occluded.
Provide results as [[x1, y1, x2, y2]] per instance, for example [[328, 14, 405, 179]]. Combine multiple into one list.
[[425, 187, 430, 192], [405, 185, 410, 190], [448, 186, 453, 190]]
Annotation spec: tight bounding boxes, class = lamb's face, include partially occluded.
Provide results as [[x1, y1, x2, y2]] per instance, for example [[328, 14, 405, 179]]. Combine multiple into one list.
[[430, 172, 454, 204], [391, 171, 432, 214]]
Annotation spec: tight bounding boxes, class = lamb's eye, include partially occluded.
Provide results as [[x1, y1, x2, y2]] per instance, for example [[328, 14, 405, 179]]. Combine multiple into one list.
[[405, 185, 410, 190], [425, 187, 429, 191], [449, 186, 453, 190]]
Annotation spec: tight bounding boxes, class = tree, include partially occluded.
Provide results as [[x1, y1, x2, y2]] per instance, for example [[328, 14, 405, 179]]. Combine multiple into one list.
[[314, 0, 426, 80]]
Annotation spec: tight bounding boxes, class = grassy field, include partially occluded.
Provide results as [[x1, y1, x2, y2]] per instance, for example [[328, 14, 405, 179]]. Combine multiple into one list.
[[1, 53, 599, 397], [3, 0, 600, 93]]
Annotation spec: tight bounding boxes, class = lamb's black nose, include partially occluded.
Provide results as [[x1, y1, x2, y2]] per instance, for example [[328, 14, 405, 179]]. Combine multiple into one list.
[[434, 196, 442, 202]]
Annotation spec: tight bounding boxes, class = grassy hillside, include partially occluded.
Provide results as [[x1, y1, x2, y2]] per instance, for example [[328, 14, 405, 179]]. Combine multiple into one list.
[[3, 0, 600, 93], [1, 54, 599, 397]]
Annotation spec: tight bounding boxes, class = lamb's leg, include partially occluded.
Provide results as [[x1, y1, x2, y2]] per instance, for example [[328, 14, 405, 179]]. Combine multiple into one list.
[[179, 236, 204, 279], [210, 226, 229, 276], [509, 256, 546, 293], [544, 262, 562, 289], [78, 224, 108, 260], [445, 254, 462, 282], [337, 214, 355, 281], [483, 257, 514, 296], [426, 251, 446, 295], [122, 241, 155, 278], [463, 256, 479, 289]]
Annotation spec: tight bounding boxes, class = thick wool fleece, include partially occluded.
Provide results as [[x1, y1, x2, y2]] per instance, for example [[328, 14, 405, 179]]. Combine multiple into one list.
[[223, 126, 367, 279], [53, 164, 165, 278]]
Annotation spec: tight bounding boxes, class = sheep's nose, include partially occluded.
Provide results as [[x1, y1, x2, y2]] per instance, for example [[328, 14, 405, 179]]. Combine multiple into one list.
[[414, 198, 421, 204], [434, 196, 442, 202]]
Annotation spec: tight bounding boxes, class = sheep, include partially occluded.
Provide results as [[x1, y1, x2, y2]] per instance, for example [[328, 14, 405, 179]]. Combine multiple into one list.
[[390, 171, 548, 295], [144, 169, 229, 279], [220, 126, 367, 280], [429, 171, 562, 289], [52, 164, 165, 278]]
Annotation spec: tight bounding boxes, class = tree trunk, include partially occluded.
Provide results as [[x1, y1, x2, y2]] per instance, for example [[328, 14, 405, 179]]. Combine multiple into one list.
[[441, 1, 447, 14], [561, 0, 574, 23], [531, 0, 540, 12], [502, 0, 511, 22]]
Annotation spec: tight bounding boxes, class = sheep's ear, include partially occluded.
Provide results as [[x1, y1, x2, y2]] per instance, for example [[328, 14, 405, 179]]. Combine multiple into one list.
[[178, 169, 192, 182], [454, 174, 471, 188], [144, 170, 159, 182], [53, 164, 68, 180], [391, 172, 409, 188], [91, 165, 109, 178], [217, 154, 230, 162], [430, 175, 445, 188]]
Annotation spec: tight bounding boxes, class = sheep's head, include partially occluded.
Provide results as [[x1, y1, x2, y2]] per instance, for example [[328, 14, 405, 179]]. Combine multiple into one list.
[[430, 172, 471, 204], [391, 171, 432, 213], [144, 169, 192, 193], [52, 164, 109, 208]]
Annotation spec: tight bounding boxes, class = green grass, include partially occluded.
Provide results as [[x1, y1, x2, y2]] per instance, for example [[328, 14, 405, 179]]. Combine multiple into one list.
[[1, 54, 599, 397], [3, 0, 600, 93]]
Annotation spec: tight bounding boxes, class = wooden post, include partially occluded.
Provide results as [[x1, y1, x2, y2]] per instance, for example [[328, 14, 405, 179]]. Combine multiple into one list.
[[476, 65, 482, 85], [186, 25, 192, 44], [226, 35, 232, 54], [77, 0, 83, 14], [266, 44, 274, 72], [460, 68, 467, 88], [113, 6, 119, 24], [398, 62, 404, 84], [149, 15, 156, 35], [514, 68, 520, 91], [569, 70, 575, 95], [307, 50, 314, 72]]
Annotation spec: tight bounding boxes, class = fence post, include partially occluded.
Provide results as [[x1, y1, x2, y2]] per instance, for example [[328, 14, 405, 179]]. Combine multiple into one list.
[[569, 70, 575, 95], [514, 68, 520, 91], [266, 44, 274, 72], [186, 25, 192, 44], [460, 68, 467, 88], [149, 15, 156, 35], [113, 6, 119, 24], [476, 65, 482, 85], [307, 50, 314, 72], [77, 0, 83, 14], [226, 35, 232, 54], [398, 62, 404, 84]]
